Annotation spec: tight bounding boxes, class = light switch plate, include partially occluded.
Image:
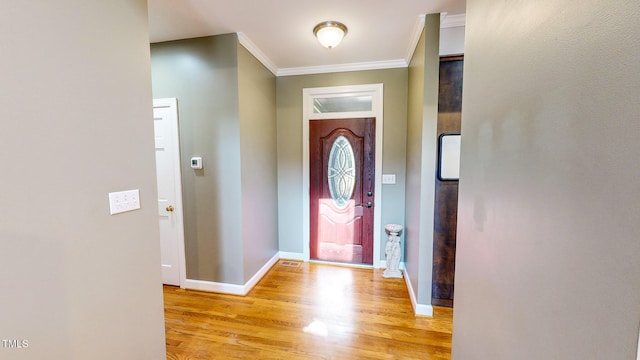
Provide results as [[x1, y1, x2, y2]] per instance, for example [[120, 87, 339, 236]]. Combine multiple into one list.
[[382, 174, 396, 185], [109, 189, 141, 215]]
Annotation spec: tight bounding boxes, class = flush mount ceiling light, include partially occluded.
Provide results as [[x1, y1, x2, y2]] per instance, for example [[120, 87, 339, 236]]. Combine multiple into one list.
[[313, 21, 348, 49]]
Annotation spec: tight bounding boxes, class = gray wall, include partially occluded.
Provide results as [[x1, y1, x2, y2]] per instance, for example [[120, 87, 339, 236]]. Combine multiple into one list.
[[404, 14, 441, 306], [452, 0, 640, 359], [238, 44, 279, 282], [276, 69, 408, 260], [151, 35, 244, 284], [151, 35, 279, 285], [0, 1, 166, 359]]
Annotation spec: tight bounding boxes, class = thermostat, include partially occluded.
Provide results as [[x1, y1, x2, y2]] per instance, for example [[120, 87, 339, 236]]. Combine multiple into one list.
[[190, 157, 202, 169]]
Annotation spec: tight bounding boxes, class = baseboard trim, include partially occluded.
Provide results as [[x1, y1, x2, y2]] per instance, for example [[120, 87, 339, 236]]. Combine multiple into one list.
[[183, 278, 246, 295], [401, 263, 434, 317], [278, 252, 305, 261], [183, 253, 279, 296], [244, 253, 280, 293]]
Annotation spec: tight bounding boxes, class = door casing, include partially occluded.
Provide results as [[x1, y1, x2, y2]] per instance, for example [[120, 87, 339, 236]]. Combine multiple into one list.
[[302, 84, 384, 268]]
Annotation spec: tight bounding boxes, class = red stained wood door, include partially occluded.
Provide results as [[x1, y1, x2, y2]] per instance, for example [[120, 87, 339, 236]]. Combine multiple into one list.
[[310, 118, 375, 265]]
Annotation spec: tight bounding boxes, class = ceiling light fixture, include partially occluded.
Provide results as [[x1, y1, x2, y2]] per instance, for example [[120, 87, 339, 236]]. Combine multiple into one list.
[[313, 21, 348, 49]]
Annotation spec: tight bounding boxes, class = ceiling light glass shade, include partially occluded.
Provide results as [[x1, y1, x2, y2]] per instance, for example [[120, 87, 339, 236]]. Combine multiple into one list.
[[313, 21, 348, 49]]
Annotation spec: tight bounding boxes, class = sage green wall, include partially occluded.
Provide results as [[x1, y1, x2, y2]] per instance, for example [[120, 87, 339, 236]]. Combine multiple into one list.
[[452, 0, 640, 359], [276, 68, 408, 260], [151, 35, 245, 284], [0, 1, 166, 358], [405, 30, 426, 303], [151, 35, 278, 285], [237, 44, 279, 282], [404, 15, 441, 306]]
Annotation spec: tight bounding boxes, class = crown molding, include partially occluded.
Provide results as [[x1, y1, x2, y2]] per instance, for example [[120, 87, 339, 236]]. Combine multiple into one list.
[[277, 59, 407, 77], [405, 13, 466, 64], [441, 13, 466, 28], [238, 13, 465, 78], [405, 14, 426, 64], [237, 32, 278, 75]]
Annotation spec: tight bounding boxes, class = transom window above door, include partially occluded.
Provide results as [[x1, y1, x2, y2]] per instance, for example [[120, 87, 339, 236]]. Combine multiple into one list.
[[313, 96, 373, 113]]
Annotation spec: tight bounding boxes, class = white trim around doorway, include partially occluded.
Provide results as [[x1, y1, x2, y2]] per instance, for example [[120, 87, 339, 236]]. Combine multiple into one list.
[[302, 83, 384, 268]]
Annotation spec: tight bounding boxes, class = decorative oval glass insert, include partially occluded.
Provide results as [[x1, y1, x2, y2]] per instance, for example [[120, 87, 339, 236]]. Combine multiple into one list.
[[328, 135, 356, 209]]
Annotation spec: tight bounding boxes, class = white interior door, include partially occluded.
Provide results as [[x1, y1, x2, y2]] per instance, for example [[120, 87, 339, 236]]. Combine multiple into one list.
[[153, 98, 185, 286]]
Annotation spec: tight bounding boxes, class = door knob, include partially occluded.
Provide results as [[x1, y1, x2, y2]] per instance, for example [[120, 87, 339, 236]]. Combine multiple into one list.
[[166, 205, 174, 212], [367, 191, 373, 197], [366, 201, 372, 208]]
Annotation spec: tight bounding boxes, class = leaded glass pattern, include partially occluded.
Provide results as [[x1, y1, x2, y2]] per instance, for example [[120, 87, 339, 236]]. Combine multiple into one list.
[[328, 135, 355, 209]]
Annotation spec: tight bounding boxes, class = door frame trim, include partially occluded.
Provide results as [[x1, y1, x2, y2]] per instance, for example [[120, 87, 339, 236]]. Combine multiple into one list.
[[153, 98, 187, 287], [302, 84, 384, 268]]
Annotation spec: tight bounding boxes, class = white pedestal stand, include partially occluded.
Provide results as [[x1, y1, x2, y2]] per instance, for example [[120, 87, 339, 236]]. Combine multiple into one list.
[[383, 224, 403, 279]]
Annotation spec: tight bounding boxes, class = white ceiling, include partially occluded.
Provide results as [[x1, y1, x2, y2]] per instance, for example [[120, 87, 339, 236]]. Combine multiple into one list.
[[147, 0, 466, 74]]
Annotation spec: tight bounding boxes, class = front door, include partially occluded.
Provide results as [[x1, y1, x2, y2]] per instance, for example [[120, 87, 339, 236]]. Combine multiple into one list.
[[309, 118, 375, 265], [153, 98, 184, 286]]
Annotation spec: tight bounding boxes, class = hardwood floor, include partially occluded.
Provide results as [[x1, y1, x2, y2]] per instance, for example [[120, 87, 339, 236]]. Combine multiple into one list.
[[164, 261, 453, 359]]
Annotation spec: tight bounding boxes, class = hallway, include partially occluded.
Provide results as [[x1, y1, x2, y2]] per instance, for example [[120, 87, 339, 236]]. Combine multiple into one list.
[[164, 260, 453, 359]]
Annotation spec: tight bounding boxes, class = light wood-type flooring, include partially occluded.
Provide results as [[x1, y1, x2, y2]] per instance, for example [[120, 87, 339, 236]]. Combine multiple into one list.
[[164, 260, 453, 359]]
